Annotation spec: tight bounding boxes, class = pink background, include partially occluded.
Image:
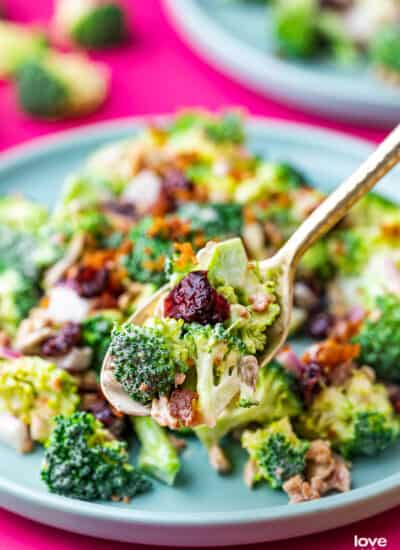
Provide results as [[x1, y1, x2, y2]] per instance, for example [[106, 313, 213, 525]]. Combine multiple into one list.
[[0, 0, 398, 548]]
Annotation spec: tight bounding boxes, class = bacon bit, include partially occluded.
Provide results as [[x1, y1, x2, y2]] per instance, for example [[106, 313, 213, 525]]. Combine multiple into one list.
[[249, 292, 271, 313], [381, 222, 400, 241], [40, 296, 50, 308], [174, 242, 197, 270], [243, 206, 256, 224], [168, 389, 198, 427], [143, 256, 166, 273], [192, 234, 206, 248], [147, 216, 191, 241], [303, 339, 360, 368]]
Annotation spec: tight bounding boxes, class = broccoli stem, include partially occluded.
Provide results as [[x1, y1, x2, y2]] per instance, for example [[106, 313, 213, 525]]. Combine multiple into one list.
[[132, 416, 181, 486]]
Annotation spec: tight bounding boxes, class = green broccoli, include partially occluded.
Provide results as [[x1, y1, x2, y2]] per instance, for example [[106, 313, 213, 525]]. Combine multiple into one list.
[[204, 112, 245, 145], [345, 193, 400, 228], [41, 412, 151, 501], [196, 360, 303, 449], [317, 12, 358, 65], [273, 0, 319, 59], [0, 269, 39, 335], [0, 195, 48, 235], [81, 311, 122, 373], [110, 318, 189, 405], [0, 21, 47, 79], [17, 52, 109, 120], [58, 0, 126, 49], [177, 202, 243, 241], [123, 217, 174, 287], [354, 295, 400, 383], [235, 161, 305, 205], [132, 416, 181, 485], [242, 417, 309, 489], [0, 357, 79, 443], [370, 24, 400, 74], [328, 228, 370, 276], [297, 369, 400, 458]]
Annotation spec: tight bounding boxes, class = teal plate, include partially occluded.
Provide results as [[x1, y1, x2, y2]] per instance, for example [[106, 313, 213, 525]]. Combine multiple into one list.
[[164, 0, 400, 127], [0, 118, 399, 547]]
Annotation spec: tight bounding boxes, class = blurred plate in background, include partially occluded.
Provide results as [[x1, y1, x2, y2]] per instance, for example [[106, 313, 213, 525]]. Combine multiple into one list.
[[164, 0, 400, 127]]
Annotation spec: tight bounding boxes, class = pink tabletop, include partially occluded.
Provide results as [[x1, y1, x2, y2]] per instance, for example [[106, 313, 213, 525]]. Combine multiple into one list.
[[0, 1, 398, 548]]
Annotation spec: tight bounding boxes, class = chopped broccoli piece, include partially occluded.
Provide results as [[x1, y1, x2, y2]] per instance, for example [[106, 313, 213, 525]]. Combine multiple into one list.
[[354, 295, 400, 383], [132, 416, 181, 485], [0, 226, 38, 280], [0, 196, 48, 235], [124, 217, 174, 287], [41, 412, 151, 501], [273, 0, 319, 59], [297, 369, 400, 458], [0, 357, 79, 443], [299, 239, 335, 280], [370, 24, 400, 73], [328, 228, 370, 276], [204, 112, 245, 145], [242, 417, 309, 489], [0, 269, 39, 335], [317, 12, 358, 65], [347, 193, 399, 228], [110, 319, 189, 405], [177, 202, 243, 241], [17, 52, 108, 120], [0, 21, 47, 79], [196, 360, 303, 448], [71, 3, 126, 49], [82, 311, 121, 373]]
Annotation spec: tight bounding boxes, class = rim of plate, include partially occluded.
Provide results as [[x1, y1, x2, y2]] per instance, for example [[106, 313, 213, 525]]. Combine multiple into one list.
[[0, 115, 398, 527], [162, 0, 400, 108]]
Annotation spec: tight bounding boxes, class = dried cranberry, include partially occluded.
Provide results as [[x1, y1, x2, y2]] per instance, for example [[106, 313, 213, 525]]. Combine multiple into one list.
[[85, 399, 126, 437], [74, 266, 109, 298], [164, 271, 230, 325], [306, 312, 334, 339], [299, 362, 323, 405], [42, 322, 81, 357], [102, 200, 136, 218]]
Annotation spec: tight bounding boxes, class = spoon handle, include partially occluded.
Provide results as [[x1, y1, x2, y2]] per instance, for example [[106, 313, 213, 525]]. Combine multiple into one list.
[[274, 124, 400, 268]]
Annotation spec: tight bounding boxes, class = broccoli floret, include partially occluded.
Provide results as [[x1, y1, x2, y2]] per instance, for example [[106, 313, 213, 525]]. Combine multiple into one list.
[[196, 360, 303, 448], [297, 369, 400, 458], [317, 12, 358, 65], [17, 52, 109, 120], [328, 228, 370, 276], [204, 112, 245, 145], [347, 193, 399, 228], [0, 196, 48, 235], [235, 162, 305, 205], [273, 0, 319, 59], [242, 417, 309, 489], [54, 0, 126, 49], [82, 311, 121, 373], [110, 319, 189, 405], [124, 217, 174, 287], [132, 416, 181, 485], [0, 357, 79, 443], [41, 412, 150, 501], [0, 269, 39, 335], [370, 24, 400, 74], [299, 239, 335, 281], [354, 295, 400, 383], [0, 21, 47, 79], [177, 202, 243, 241]]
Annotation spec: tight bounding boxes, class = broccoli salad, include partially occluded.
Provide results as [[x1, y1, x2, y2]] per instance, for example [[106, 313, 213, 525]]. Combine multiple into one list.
[[254, 0, 400, 85], [0, 110, 399, 506]]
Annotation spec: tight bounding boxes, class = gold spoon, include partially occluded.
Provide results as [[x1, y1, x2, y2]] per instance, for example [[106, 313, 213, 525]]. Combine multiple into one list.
[[101, 124, 400, 416]]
